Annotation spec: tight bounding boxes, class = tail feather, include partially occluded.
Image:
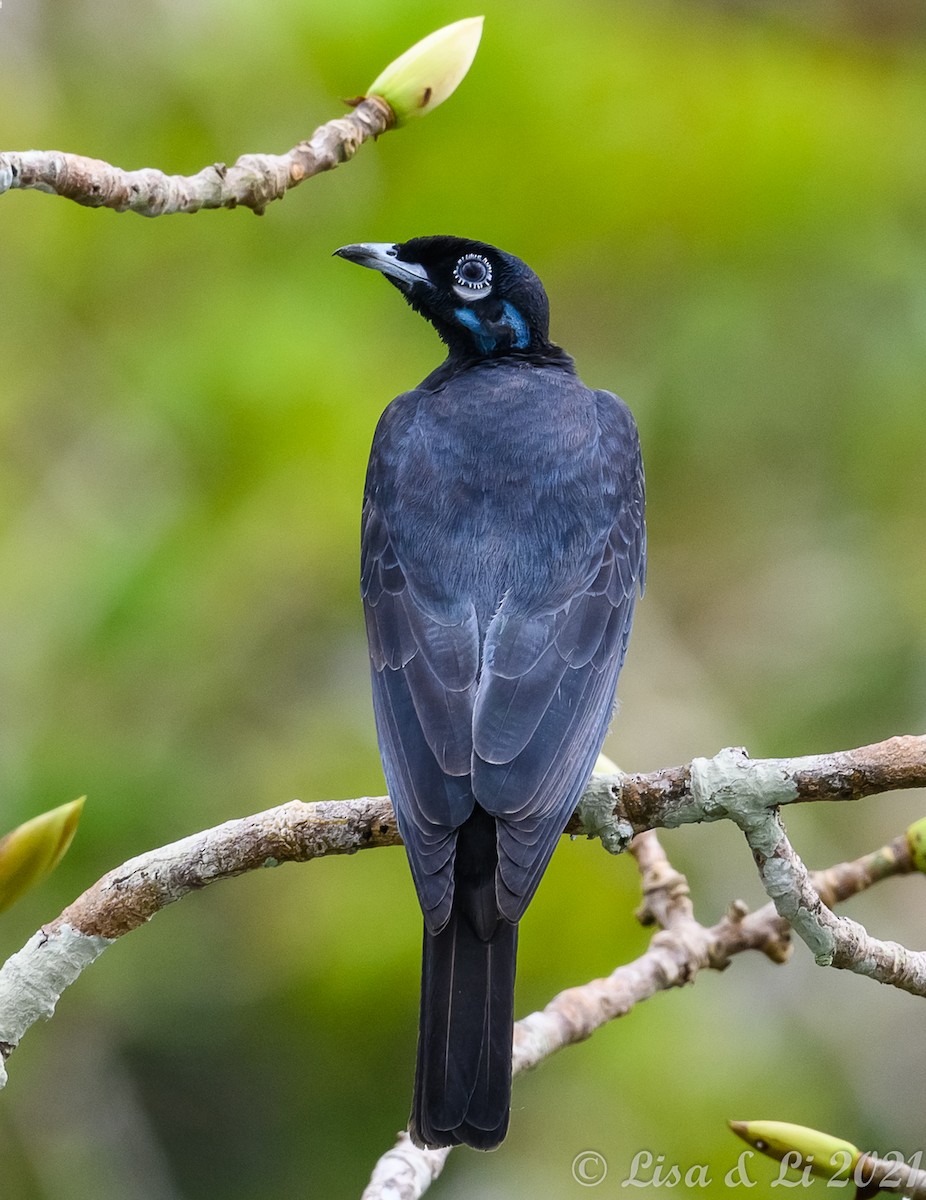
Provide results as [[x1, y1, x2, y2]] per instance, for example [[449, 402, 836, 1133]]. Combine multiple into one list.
[[410, 908, 517, 1150]]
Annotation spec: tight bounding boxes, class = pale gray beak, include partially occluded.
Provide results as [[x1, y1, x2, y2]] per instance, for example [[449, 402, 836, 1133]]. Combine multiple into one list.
[[334, 242, 431, 288]]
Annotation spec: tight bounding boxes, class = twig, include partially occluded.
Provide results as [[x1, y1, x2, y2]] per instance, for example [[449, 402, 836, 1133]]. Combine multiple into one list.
[[361, 1135, 450, 1200], [0, 97, 393, 217], [731, 1121, 926, 1198], [855, 1151, 926, 1198], [0, 16, 486, 218], [741, 809, 926, 996]]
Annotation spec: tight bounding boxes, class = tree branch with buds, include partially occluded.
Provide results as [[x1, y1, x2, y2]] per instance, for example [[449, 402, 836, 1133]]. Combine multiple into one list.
[[1, 734, 924, 1096], [0, 18, 483, 218], [731, 1119, 926, 1198]]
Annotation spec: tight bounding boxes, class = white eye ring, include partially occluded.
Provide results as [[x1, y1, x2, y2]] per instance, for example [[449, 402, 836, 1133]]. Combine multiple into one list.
[[453, 253, 492, 291]]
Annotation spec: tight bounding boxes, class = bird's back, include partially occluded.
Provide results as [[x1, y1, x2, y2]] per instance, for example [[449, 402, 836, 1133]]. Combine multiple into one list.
[[367, 358, 637, 630]]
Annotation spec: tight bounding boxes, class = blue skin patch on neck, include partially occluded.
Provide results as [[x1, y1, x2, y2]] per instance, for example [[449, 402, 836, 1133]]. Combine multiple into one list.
[[501, 302, 530, 349], [454, 307, 496, 354], [454, 303, 531, 353]]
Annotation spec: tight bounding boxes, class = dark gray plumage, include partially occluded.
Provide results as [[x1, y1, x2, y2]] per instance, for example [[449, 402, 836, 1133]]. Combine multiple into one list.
[[336, 236, 645, 1150]]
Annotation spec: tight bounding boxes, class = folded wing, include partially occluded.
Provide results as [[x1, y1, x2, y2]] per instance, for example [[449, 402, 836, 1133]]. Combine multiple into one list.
[[363, 499, 480, 931], [472, 494, 645, 921]]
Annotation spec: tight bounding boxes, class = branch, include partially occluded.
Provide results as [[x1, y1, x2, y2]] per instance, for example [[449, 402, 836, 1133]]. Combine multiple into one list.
[[0, 795, 397, 1084], [580, 735, 926, 837], [0, 99, 393, 217], [1, 736, 923, 1087], [742, 808, 926, 995], [584, 737, 926, 995], [360, 829, 918, 1200], [0, 16, 485, 217]]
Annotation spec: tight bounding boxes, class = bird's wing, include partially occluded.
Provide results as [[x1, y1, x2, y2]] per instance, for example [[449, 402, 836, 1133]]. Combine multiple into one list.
[[472, 395, 646, 922], [362, 497, 480, 931]]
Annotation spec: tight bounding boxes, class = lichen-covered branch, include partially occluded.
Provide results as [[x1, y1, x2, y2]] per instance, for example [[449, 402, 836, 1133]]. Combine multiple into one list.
[[587, 738, 926, 996], [360, 830, 917, 1200], [583, 735, 926, 837], [0, 98, 393, 217], [741, 809, 926, 996], [1, 737, 924, 1089]]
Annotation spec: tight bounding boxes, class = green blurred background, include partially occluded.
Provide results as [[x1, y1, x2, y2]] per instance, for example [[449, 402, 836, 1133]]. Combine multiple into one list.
[[1, 1, 925, 1196]]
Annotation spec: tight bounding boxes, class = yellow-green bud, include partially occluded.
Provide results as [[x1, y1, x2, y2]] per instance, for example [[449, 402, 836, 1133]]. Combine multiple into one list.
[[0, 797, 85, 913], [367, 17, 484, 125], [729, 1120, 860, 1180], [907, 815, 926, 873]]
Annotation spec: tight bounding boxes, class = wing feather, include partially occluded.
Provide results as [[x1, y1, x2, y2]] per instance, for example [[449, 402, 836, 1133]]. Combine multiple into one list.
[[371, 660, 470, 930], [362, 485, 481, 932], [472, 642, 570, 764]]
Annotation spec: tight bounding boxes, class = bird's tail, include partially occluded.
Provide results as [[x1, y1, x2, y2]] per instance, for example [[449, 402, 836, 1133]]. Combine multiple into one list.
[[409, 903, 518, 1150]]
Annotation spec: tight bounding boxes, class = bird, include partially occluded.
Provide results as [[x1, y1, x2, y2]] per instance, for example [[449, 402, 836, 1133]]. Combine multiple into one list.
[[334, 236, 646, 1150]]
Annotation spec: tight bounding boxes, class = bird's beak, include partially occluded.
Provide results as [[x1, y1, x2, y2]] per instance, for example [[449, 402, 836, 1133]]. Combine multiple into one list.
[[334, 243, 431, 288]]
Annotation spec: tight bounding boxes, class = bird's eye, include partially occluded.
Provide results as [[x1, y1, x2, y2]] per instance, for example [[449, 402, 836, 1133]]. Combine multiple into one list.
[[453, 254, 492, 291]]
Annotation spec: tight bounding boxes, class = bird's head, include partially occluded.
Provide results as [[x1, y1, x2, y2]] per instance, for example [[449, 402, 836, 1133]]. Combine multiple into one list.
[[334, 236, 554, 361]]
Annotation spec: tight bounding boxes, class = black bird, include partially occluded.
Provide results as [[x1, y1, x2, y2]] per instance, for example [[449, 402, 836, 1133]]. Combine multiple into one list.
[[335, 237, 645, 1150]]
